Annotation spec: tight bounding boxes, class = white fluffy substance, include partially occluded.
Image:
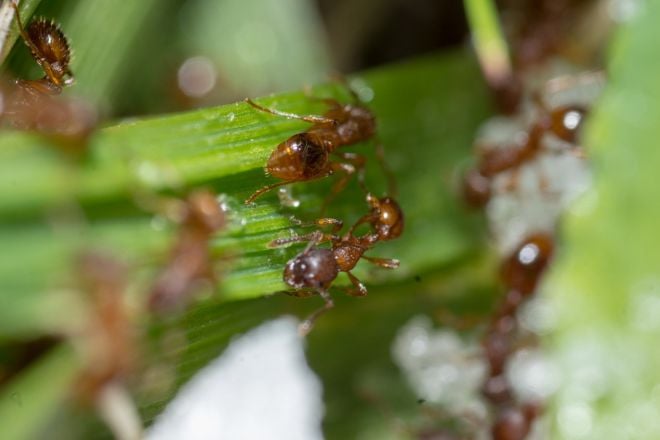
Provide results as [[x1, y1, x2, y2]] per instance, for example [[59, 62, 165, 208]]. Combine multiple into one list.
[[391, 316, 487, 416], [147, 317, 324, 440]]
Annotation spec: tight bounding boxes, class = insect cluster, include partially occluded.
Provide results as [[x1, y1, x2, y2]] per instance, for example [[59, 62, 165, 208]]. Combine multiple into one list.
[[245, 88, 403, 334], [461, 69, 602, 439]]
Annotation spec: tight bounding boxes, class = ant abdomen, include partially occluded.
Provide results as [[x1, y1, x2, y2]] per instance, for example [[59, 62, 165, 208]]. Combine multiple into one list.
[[268, 133, 329, 180], [27, 19, 72, 83], [283, 248, 338, 290], [500, 233, 554, 296]]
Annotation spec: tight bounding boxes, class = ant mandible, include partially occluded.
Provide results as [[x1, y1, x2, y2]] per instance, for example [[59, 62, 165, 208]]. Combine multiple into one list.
[[11, 1, 74, 94], [148, 189, 226, 313], [243, 88, 379, 206], [271, 219, 399, 335]]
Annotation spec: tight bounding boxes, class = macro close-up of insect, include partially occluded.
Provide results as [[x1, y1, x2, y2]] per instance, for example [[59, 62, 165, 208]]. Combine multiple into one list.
[[0, 0, 657, 439], [243, 94, 377, 206], [0, 1, 96, 151]]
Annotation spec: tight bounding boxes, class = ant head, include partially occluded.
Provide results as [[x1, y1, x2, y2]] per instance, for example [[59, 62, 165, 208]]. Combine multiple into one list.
[[283, 248, 338, 290], [27, 19, 73, 87], [266, 133, 328, 180], [374, 196, 404, 240]]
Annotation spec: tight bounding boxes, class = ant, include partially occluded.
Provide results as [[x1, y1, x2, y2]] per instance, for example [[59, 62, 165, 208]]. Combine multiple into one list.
[[243, 88, 381, 206], [148, 189, 226, 313], [73, 251, 143, 439], [462, 98, 589, 208], [348, 192, 404, 241], [271, 218, 399, 335], [0, 3, 95, 151], [11, 1, 74, 93], [480, 233, 554, 439]]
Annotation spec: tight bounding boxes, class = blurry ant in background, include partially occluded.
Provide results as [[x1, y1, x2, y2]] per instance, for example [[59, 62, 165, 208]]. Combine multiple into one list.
[[0, 2, 96, 152], [148, 189, 226, 313], [480, 233, 554, 440], [73, 251, 142, 440], [244, 81, 395, 208], [461, 72, 600, 208], [271, 215, 399, 335]]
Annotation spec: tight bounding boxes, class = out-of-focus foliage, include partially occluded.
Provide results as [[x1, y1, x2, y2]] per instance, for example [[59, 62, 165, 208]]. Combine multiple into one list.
[[545, 2, 660, 438]]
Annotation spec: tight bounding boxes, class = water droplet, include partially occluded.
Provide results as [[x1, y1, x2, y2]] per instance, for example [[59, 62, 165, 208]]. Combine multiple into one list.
[[227, 112, 236, 122]]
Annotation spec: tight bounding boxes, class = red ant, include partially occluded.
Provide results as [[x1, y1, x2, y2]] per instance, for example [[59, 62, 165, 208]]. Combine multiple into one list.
[[73, 251, 143, 438], [462, 99, 588, 208], [11, 1, 74, 93], [148, 189, 226, 313], [480, 233, 554, 440], [348, 193, 404, 241], [243, 91, 380, 206], [271, 217, 399, 335], [0, 3, 96, 151], [74, 252, 135, 402]]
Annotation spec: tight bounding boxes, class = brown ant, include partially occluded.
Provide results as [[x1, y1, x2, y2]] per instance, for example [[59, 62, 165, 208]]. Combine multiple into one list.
[[348, 192, 404, 241], [480, 233, 554, 439], [462, 98, 588, 208], [271, 218, 399, 334], [73, 251, 143, 438], [500, 232, 554, 296], [75, 252, 135, 402], [243, 93, 378, 206], [0, 3, 95, 151], [11, 1, 74, 93], [148, 189, 226, 313]]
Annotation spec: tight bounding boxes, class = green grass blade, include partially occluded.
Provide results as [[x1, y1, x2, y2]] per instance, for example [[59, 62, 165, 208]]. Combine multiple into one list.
[[0, 344, 78, 440]]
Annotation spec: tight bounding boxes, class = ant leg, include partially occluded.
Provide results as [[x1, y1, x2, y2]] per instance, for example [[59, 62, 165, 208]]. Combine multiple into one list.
[[284, 288, 316, 299], [10, 2, 61, 87], [362, 255, 400, 269], [244, 98, 336, 125], [10, 2, 39, 55], [290, 216, 344, 233], [245, 180, 298, 205], [319, 160, 358, 215], [300, 87, 343, 110], [374, 141, 398, 197], [14, 78, 61, 95], [345, 271, 368, 297], [316, 217, 343, 233], [269, 230, 332, 248], [347, 213, 375, 236], [299, 288, 334, 336], [320, 152, 368, 213], [334, 151, 368, 192]]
